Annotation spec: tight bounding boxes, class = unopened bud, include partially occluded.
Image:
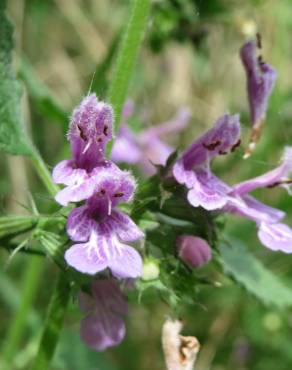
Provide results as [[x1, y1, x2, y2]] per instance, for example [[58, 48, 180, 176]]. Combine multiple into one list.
[[176, 235, 211, 268], [142, 258, 160, 281]]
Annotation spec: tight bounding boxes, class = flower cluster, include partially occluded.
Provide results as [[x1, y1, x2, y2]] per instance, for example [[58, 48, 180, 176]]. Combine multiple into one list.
[[53, 94, 144, 350], [50, 39, 292, 354], [172, 41, 292, 253]]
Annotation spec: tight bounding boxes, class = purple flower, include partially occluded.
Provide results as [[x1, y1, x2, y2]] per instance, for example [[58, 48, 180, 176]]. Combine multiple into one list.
[[52, 94, 113, 205], [52, 95, 144, 274], [173, 114, 241, 210], [111, 103, 190, 175], [225, 147, 292, 253], [176, 235, 212, 268], [240, 40, 277, 156], [240, 40, 277, 127], [257, 222, 292, 253], [55, 161, 136, 207], [173, 112, 292, 252], [79, 279, 128, 351], [65, 195, 144, 277], [232, 147, 292, 196]]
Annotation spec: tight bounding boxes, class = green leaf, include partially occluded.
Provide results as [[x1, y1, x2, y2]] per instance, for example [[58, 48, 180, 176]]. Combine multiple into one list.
[[0, 2, 32, 155], [53, 328, 119, 370], [19, 57, 68, 131], [31, 272, 71, 370], [131, 175, 160, 221], [220, 242, 292, 308], [1, 256, 44, 366], [91, 32, 120, 99], [36, 231, 67, 270], [107, 0, 152, 151], [0, 215, 38, 240]]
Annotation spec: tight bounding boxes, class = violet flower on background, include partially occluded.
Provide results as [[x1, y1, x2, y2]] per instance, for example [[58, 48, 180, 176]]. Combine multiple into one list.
[[240, 40, 277, 127], [240, 40, 277, 156], [172, 112, 292, 252], [111, 102, 191, 175], [173, 114, 241, 210], [226, 147, 292, 252], [79, 279, 128, 351]]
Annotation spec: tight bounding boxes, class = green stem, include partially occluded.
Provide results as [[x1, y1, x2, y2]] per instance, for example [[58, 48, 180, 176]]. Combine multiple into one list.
[[28, 151, 70, 369], [1, 123, 59, 367], [31, 273, 70, 370], [2, 256, 44, 365], [30, 149, 59, 197], [1, 143, 62, 367], [107, 0, 151, 141]]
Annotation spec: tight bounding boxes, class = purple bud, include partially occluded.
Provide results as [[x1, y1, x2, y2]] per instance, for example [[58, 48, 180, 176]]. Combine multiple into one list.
[[176, 235, 212, 268], [240, 40, 277, 127]]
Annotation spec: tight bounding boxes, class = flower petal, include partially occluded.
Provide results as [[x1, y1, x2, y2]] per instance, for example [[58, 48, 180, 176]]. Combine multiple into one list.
[[90, 163, 137, 206], [108, 242, 143, 279], [67, 206, 93, 242], [52, 159, 87, 186], [91, 280, 128, 316], [180, 114, 241, 168], [79, 279, 128, 351], [242, 195, 285, 223], [80, 311, 125, 352], [55, 162, 136, 207], [173, 160, 197, 188], [187, 169, 230, 211], [240, 41, 277, 126], [55, 176, 96, 206], [110, 210, 144, 242], [233, 147, 292, 195], [64, 241, 108, 275], [258, 222, 292, 253], [143, 137, 173, 166], [111, 126, 141, 164], [66, 223, 143, 278], [225, 195, 285, 224]]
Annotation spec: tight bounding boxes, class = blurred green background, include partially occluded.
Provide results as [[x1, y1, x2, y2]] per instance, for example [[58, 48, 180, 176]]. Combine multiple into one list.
[[1, 0, 292, 369]]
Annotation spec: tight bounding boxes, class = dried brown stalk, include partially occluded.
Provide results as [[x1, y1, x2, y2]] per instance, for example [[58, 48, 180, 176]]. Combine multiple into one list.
[[162, 319, 200, 370]]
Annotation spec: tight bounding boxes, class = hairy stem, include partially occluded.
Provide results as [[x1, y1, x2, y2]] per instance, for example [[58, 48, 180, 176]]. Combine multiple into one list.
[[30, 149, 59, 197], [2, 256, 44, 365], [107, 0, 151, 144], [3, 148, 60, 364]]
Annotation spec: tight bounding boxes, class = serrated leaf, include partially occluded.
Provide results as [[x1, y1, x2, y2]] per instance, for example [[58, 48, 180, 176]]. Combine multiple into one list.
[[0, 2, 32, 155], [220, 242, 292, 308]]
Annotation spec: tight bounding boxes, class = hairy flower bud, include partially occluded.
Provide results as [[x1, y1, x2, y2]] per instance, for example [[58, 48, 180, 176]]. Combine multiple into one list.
[[176, 235, 211, 268]]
